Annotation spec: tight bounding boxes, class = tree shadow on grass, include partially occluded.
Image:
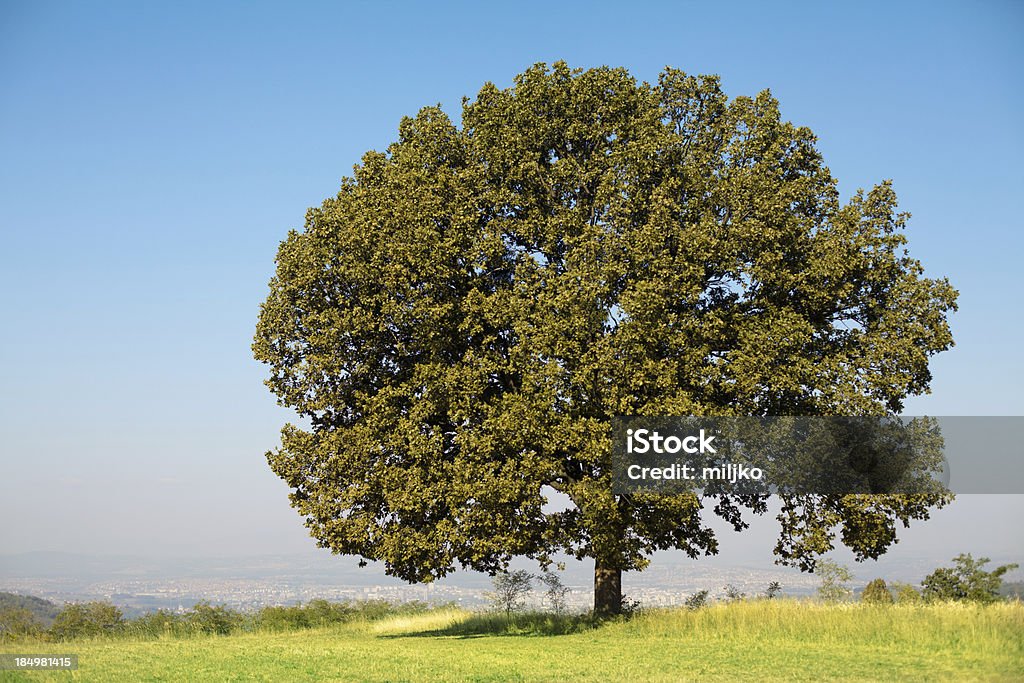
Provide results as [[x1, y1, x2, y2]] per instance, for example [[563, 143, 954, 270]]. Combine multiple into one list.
[[380, 611, 605, 639]]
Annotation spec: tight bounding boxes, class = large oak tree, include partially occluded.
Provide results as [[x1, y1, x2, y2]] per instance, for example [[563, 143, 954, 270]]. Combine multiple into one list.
[[254, 62, 957, 615]]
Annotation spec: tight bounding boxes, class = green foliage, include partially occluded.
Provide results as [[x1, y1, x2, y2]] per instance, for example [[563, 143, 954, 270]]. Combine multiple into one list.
[[0, 592, 59, 628], [302, 598, 353, 625], [921, 554, 1020, 604], [123, 610, 184, 638], [614, 598, 638, 618], [862, 578, 894, 604], [764, 581, 782, 599], [618, 595, 642, 618], [422, 610, 600, 637], [685, 590, 710, 610], [254, 599, 422, 631], [723, 584, 746, 601], [0, 607, 44, 641], [816, 559, 854, 602], [351, 599, 432, 621], [21, 599, 437, 643], [50, 601, 123, 640], [890, 582, 922, 604], [186, 601, 243, 636], [487, 570, 535, 617], [254, 61, 958, 611], [255, 605, 310, 631]]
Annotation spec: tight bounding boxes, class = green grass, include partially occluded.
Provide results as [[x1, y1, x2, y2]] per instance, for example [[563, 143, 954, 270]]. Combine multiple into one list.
[[2, 601, 1021, 682]]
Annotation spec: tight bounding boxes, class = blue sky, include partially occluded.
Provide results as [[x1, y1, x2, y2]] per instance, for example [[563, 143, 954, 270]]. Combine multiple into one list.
[[0, 1, 1021, 567]]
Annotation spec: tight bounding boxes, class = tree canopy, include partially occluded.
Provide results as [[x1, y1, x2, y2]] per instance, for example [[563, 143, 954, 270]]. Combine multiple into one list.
[[921, 554, 1019, 603], [254, 62, 957, 614]]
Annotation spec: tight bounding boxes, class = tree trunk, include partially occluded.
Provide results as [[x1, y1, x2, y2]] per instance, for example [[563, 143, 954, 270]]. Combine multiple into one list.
[[594, 562, 622, 616]]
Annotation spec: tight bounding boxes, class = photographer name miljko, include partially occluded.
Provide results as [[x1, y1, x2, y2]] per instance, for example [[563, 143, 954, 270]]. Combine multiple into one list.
[[624, 428, 764, 483]]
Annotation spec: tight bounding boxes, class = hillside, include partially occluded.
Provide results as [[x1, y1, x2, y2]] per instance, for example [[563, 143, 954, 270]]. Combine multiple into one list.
[[0, 592, 59, 627]]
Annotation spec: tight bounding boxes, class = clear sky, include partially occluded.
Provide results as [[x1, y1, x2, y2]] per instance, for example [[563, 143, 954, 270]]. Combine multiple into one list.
[[1, 1, 1022, 569]]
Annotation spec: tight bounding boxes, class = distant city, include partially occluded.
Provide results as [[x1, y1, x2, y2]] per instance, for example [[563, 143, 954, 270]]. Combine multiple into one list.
[[1, 551, 993, 615]]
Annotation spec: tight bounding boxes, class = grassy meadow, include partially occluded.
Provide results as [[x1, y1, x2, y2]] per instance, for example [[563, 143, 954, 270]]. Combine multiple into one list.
[[1, 600, 1021, 682]]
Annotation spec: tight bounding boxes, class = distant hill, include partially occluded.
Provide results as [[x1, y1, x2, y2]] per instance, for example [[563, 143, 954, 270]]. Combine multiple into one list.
[[999, 581, 1023, 600], [0, 591, 61, 626]]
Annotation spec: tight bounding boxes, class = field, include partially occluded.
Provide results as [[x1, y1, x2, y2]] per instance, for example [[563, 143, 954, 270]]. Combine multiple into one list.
[[2, 601, 1022, 682]]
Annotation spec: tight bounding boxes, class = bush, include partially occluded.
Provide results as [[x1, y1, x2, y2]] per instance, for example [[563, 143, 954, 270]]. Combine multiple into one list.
[[256, 605, 308, 631], [922, 554, 1020, 604], [890, 582, 922, 604], [186, 601, 243, 635], [685, 590, 710, 610], [0, 607, 44, 640], [303, 598, 354, 625], [50, 601, 123, 640], [861, 578, 894, 605], [723, 584, 746, 601], [764, 582, 782, 600], [619, 595, 642, 618], [256, 599, 373, 631], [124, 610, 184, 638]]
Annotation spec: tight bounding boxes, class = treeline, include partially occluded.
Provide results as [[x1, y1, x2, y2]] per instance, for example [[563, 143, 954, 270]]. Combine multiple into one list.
[[485, 554, 1021, 618], [0, 598, 432, 642], [686, 554, 1021, 611], [814, 554, 1020, 606]]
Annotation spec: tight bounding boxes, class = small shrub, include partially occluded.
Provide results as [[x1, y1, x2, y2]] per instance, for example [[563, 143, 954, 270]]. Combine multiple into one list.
[[723, 584, 746, 601], [125, 609, 184, 638], [256, 605, 308, 631], [861, 578, 894, 605], [685, 590, 710, 610], [186, 601, 242, 635], [304, 598, 353, 625], [764, 582, 782, 599], [619, 595, 642, 617]]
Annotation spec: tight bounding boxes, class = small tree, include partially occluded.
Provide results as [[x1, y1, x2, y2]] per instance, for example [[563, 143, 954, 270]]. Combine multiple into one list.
[[764, 581, 782, 600], [861, 578, 894, 604], [723, 584, 746, 601], [921, 554, 1019, 604], [684, 590, 710, 610], [487, 570, 534, 617], [816, 559, 854, 603], [538, 569, 571, 615]]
